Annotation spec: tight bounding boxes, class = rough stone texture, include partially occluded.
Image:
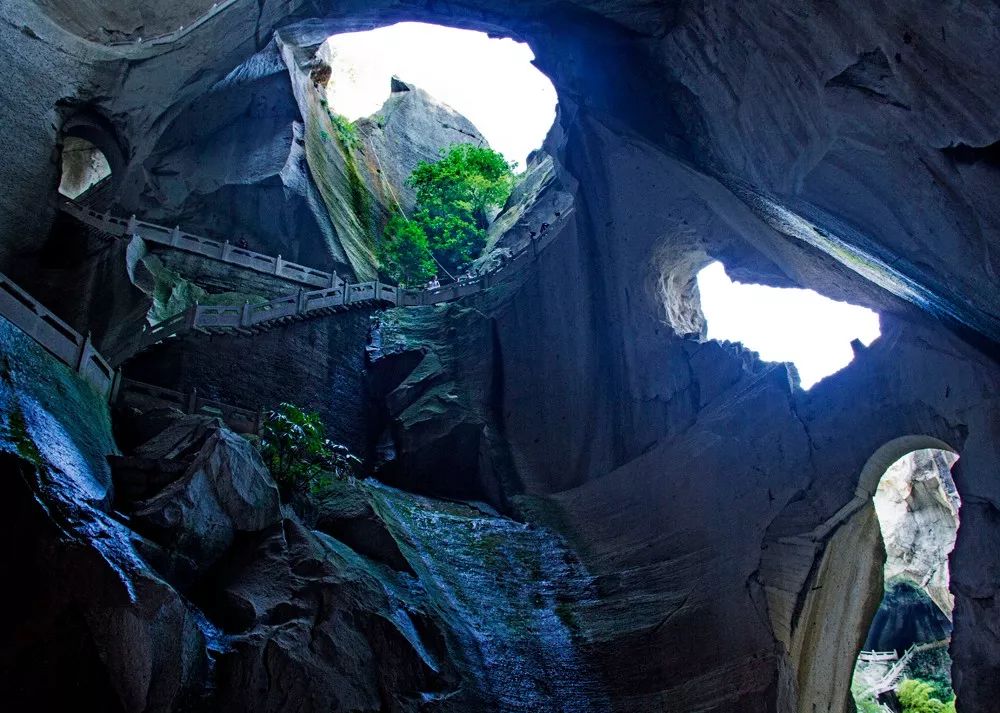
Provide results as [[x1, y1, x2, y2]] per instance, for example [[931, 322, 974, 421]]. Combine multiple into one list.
[[138, 44, 349, 274], [354, 77, 488, 214], [132, 425, 281, 575], [0, 319, 209, 713], [863, 580, 952, 653], [875, 448, 960, 616], [1, 1, 999, 713], [125, 309, 374, 454], [368, 304, 518, 508]]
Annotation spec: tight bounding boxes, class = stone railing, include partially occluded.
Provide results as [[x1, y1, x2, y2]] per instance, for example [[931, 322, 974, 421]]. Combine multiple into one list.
[[63, 197, 570, 364], [857, 650, 899, 663], [63, 196, 566, 311], [118, 378, 262, 434], [105, 281, 401, 365], [0, 272, 118, 399], [106, 0, 241, 48], [60, 200, 342, 289], [863, 639, 950, 697]]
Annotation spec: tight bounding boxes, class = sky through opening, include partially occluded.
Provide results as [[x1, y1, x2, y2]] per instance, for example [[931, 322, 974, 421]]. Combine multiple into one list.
[[322, 22, 557, 170], [697, 262, 881, 389]]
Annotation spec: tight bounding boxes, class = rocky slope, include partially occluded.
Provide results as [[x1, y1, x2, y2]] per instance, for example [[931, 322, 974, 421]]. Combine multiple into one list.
[[0, 2, 999, 713]]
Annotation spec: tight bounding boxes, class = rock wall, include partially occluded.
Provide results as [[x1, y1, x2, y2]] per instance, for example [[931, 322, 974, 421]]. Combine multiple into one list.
[[875, 448, 960, 616], [1, 1, 999, 712], [125, 310, 374, 455]]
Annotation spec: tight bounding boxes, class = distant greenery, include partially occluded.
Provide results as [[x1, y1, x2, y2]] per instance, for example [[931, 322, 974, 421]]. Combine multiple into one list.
[[329, 111, 360, 151], [897, 679, 956, 713], [259, 403, 360, 497], [378, 215, 436, 285], [378, 144, 516, 285], [906, 647, 954, 704]]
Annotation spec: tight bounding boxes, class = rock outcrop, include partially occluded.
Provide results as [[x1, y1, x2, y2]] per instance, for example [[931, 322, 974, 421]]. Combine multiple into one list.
[[874, 448, 960, 617], [0, 1, 999, 712]]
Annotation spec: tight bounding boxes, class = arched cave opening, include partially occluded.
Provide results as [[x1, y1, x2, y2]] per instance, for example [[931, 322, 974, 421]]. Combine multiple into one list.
[[57, 136, 111, 200], [307, 20, 561, 287], [694, 260, 881, 389], [852, 447, 961, 712], [320, 22, 557, 172]]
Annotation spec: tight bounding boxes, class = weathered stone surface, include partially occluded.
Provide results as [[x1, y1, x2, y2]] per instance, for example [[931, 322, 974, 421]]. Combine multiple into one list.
[[133, 426, 281, 571], [202, 517, 453, 713], [2, 1, 1000, 712], [875, 448, 960, 616], [126, 309, 374, 454], [0, 320, 209, 712], [864, 580, 952, 653]]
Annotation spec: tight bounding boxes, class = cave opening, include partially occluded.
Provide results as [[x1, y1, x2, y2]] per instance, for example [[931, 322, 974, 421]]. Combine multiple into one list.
[[57, 136, 111, 200], [695, 261, 881, 389], [852, 448, 961, 712], [318, 21, 558, 172]]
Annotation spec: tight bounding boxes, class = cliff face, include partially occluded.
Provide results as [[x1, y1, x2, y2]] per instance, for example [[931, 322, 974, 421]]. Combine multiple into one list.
[[0, 2, 999, 713], [874, 449, 960, 617]]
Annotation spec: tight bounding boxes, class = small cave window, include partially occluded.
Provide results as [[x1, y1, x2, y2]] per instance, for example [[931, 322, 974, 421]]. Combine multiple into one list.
[[58, 136, 112, 199], [852, 448, 961, 711], [696, 261, 881, 389], [318, 22, 558, 171]]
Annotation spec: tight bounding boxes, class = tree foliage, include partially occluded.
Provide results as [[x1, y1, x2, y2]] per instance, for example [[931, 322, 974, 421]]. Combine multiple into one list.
[[897, 679, 956, 713], [376, 215, 436, 286], [259, 403, 360, 497], [378, 144, 515, 284]]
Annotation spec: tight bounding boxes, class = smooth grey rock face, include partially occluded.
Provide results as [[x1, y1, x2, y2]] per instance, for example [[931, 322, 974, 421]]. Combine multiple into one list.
[[356, 79, 488, 214], [875, 448, 960, 617], [1, 1, 999, 713]]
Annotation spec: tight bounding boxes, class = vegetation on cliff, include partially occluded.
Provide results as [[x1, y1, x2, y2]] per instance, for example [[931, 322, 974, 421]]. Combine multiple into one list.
[[259, 402, 360, 497], [378, 144, 515, 284], [897, 679, 956, 713]]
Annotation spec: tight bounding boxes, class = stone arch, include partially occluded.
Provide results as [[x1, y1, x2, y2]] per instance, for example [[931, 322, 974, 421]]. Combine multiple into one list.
[[774, 434, 961, 713], [59, 111, 127, 196], [856, 435, 958, 497]]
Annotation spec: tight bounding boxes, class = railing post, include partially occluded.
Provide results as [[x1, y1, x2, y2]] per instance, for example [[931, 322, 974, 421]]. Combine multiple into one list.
[[188, 302, 200, 329], [171, 226, 181, 247], [241, 300, 250, 327], [274, 254, 283, 275], [221, 239, 231, 261], [76, 331, 93, 372], [127, 215, 138, 235], [296, 288, 305, 313], [108, 370, 123, 404], [329, 271, 338, 288]]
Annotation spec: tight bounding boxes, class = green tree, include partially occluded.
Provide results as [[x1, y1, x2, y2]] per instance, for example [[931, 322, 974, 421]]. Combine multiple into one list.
[[897, 679, 957, 713], [378, 215, 436, 285], [378, 144, 515, 281], [259, 403, 360, 497]]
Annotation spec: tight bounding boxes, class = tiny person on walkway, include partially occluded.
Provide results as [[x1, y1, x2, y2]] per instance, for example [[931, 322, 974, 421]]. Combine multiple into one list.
[[427, 276, 441, 289]]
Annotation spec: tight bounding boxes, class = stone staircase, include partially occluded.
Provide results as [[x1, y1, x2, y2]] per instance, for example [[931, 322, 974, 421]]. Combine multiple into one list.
[[103, 282, 400, 366], [863, 639, 950, 697], [61, 197, 568, 366]]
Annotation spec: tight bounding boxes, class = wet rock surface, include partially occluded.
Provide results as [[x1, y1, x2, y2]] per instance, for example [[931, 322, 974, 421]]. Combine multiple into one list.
[[0, 1, 999, 712]]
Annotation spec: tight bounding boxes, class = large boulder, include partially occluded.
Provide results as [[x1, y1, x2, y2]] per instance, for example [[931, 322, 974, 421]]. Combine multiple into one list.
[[132, 425, 281, 573]]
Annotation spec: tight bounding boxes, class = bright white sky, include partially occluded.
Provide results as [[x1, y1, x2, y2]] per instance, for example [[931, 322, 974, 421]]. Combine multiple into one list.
[[697, 262, 881, 389], [322, 22, 557, 170]]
